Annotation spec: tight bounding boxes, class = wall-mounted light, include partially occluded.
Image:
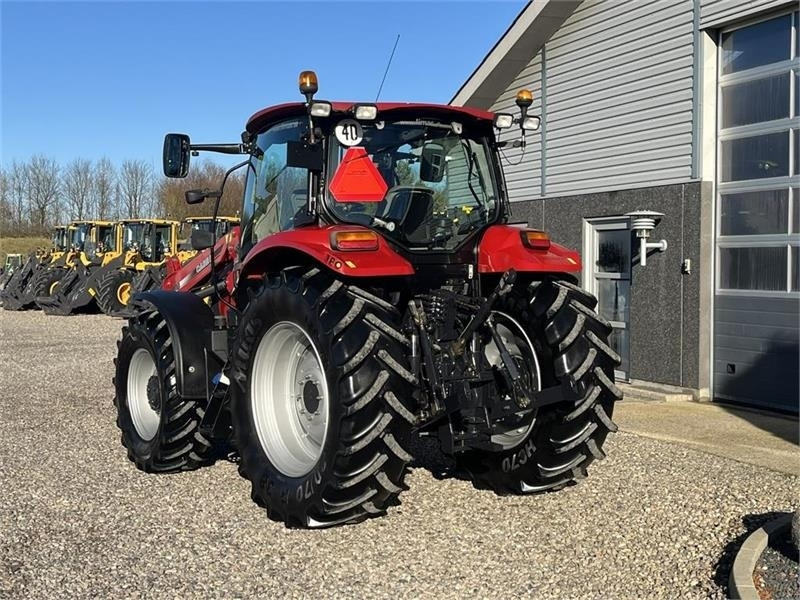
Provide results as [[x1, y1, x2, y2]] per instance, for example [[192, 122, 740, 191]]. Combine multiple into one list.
[[625, 210, 667, 266]]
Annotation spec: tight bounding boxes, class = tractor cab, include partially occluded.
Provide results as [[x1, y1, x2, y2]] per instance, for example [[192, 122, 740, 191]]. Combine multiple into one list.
[[3, 254, 22, 273], [119, 219, 178, 265], [177, 216, 239, 253], [51, 226, 69, 255]]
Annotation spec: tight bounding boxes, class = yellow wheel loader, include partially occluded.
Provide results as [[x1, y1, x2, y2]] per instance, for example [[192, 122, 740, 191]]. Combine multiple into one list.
[[36, 220, 116, 315], [1, 225, 69, 310], [95, 219, 180, 315]]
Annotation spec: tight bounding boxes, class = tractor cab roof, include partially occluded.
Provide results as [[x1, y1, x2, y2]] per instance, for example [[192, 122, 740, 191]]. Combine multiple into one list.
[[183, 216, 239, 223], [118, 218, 179, 226], [245, 102, 495, 134], [69, 219, 114, 228]]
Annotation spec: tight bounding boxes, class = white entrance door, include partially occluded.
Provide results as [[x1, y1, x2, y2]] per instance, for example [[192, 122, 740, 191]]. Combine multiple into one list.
[[584, 218, 631, 380]]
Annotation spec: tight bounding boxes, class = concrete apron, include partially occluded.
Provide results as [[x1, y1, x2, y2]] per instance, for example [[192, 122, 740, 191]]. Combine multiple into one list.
[[614, 400, 799, 476]]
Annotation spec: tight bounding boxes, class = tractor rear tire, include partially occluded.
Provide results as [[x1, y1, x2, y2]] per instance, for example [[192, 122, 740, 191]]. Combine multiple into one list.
[[97, 269, 135, 315], [230, 266, 416, 528], [113, 308, 214, 472], [457, 277, 621, 494]]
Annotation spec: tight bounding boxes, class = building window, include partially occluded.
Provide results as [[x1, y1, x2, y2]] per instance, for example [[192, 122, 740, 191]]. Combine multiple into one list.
[[583, 217, 631, 380], [717, 10, 800, 294]]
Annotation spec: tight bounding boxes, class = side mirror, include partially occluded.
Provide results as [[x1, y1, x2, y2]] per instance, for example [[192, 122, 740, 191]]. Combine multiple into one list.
[[190, 229, 215, 250], [420, 143, 445, 182], [184, 189, 220, 205], [287, 140, 324, 171], [163, 133, 191, 178]]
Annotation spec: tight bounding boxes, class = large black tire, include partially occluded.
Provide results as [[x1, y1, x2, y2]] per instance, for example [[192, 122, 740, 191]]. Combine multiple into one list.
[[97, 269, 135, 315], [230, 266, 416, 528], [113, 308, 214, 472], [457, 277, 622, 493], [34, 268, 65, 300]]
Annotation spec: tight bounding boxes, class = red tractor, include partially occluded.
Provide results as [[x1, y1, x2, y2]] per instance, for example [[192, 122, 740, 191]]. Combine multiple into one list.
[[113, 71, 621, 528]]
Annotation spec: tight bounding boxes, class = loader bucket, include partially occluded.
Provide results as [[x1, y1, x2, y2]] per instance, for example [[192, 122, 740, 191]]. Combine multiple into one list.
[[37, 265, 101, 316], [1, 258, 45, 311]]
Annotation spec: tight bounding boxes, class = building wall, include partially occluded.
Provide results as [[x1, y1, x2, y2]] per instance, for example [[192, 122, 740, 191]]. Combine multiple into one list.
[[700, 0, 792, 27], [492, 0, 697, 199], [512, 183, 711, 390]]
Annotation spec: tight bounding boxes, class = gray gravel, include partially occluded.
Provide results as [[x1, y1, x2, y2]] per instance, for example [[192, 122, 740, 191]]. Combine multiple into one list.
[[755, 536, 799, 600], [1, 310, 797, 599]]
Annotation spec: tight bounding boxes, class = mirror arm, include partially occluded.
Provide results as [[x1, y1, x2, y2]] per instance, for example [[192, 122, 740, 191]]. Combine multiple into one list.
[[189, 143, 248, 155]]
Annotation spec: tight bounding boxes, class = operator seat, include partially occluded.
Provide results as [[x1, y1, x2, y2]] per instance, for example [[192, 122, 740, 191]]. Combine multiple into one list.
[[380, 186, 434, 245]]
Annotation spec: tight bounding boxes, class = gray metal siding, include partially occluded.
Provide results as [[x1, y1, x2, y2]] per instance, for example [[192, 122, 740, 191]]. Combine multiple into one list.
[[713, 295, 799, 412], [544, 0, 695, 196], [489, 53, 544, 203], [700, 0, 792, 28]]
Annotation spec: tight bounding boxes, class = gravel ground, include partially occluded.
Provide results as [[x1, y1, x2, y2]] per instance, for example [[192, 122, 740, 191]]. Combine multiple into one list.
[[0, 310, 797, 599], [754, 537, 799, 600]]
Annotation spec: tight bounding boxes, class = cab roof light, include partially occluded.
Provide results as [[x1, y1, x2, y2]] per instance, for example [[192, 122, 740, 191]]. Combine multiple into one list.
[[298, 70, 318, 96], [521, 230, 550, 250], [522, 116, 541, 131], [353, 104, 378, 120], [310, 101, 332, 117], [494, 113, 514, 129], [515, 89, 534, 109], [331, 230, 380, 251]]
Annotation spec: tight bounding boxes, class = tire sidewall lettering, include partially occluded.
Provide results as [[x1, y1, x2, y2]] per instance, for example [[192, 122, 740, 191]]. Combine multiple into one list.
[[501, 438, 536, 473]]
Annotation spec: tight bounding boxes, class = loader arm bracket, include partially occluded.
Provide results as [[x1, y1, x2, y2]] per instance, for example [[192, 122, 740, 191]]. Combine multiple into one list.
[[130, 290, 216, 398]]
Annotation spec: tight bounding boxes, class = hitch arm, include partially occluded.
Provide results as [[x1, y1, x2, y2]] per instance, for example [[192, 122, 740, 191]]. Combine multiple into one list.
[[452, 269, 517, 355]]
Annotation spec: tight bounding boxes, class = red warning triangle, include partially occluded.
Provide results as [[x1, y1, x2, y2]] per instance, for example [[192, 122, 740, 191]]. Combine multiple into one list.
[[329, 147, 388, 203]]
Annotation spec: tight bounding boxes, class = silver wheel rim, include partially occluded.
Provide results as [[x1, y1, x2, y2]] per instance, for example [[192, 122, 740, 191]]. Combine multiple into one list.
[[251, 321, 329, 478], [127, 348, 160, 441], [485, 311, 541, 450]]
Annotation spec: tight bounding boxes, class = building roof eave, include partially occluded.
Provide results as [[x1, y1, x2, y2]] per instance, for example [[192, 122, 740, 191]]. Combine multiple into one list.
[[450, 0, 584, 109]]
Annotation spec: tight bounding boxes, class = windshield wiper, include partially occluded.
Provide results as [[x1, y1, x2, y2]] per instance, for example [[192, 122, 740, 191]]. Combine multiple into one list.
[[462, 140, 484, 209]]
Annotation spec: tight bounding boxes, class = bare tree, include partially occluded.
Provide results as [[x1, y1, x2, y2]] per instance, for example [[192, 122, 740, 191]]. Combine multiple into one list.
[[156, 161, 244, 220], [8, 161, 29, 231], [0, 168, 11, 236], [63, 158, 93, 220], [93, 157, 116, 219], [119, 159, 152, 218], [27, 155, 60, 232]]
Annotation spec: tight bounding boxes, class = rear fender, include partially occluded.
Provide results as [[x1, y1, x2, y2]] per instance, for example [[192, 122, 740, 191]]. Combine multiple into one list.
[[477, 225, 581, 274], [131, 291, 217, 399], [239, 225, 414, 283]]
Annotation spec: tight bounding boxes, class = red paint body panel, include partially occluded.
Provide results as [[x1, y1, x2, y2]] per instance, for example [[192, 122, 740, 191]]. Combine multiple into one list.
[[477, 225, 581, 274], [240, 225, 414, 278], [162, 227, 241, 292], [246, 102, 494, 134]]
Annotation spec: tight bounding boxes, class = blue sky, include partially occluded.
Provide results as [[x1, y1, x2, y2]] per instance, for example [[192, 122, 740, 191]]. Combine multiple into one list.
[[1, 1, 525, 170]]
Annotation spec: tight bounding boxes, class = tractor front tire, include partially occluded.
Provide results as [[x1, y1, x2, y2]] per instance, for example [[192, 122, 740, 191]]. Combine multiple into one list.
[[97, 269, 135, 315], [230, 267, 416, 528], [458, 277, 622, 494], [113, 308, 214, 472]]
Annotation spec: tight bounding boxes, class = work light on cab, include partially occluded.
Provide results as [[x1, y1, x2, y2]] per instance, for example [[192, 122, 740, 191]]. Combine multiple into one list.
[[353, 104, 378, 120], [309, 102, 332, 117], [494, 114, 514, 129]]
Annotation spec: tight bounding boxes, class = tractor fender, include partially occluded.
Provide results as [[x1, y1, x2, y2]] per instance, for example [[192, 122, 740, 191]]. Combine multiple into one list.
[[131, 290, 216, 399], [101, 253, 126, 270], [239, 225, 414, 281], [477, 225, 582, 274]]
